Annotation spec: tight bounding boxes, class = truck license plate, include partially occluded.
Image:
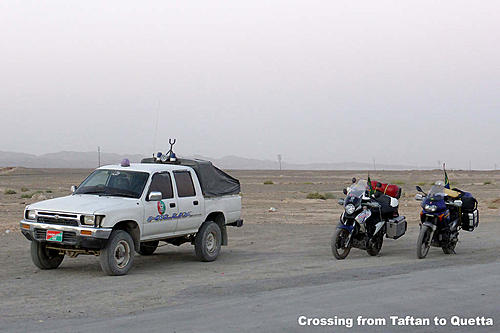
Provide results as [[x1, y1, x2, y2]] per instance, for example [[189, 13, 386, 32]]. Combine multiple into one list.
[[46, 230, 63, 242]]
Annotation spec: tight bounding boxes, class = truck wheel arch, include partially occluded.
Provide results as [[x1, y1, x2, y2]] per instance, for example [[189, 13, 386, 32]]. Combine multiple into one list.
[[204, 212, 227, 246], [112, 220, 140, 250]]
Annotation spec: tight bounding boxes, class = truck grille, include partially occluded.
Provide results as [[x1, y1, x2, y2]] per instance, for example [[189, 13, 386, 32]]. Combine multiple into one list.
[[37, 212, 79, 227]]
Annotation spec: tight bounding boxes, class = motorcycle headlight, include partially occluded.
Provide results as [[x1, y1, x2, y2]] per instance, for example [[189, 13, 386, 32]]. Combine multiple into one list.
[[345, 204, 356, 215], [25, 210, 36, 220], [424, 204, 438, 212], [81, 215, 95, 226]]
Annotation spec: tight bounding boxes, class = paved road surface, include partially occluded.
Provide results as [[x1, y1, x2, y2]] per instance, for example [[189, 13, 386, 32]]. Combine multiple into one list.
[[5, 258, 499, 333]]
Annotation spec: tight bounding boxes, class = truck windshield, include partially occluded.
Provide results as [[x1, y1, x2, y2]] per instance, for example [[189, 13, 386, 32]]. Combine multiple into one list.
[[75, 169, 149, 199]]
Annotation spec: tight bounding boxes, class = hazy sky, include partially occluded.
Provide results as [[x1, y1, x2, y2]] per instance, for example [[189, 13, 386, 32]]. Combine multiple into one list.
[[1, 0, 499, 169]]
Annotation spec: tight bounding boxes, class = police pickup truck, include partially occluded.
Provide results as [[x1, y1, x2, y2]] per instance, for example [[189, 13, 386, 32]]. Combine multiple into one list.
[[20, 157, 243, 275]]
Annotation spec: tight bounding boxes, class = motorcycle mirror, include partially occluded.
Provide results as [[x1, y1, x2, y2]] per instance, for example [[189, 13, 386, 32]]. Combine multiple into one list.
[[415, 194, 423, 201], [343, 188, 348, 195], [337, 199, 345, 206], [415, 185, 425, 194], [71, 185, 77, 193], [351, 177, 357, 184]]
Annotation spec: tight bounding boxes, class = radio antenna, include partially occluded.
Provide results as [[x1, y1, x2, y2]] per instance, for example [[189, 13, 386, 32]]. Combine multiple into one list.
[[152, 100, 160, 152]]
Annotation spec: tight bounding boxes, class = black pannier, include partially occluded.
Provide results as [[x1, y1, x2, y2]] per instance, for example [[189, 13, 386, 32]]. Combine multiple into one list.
[[461, 194, 478, 231]]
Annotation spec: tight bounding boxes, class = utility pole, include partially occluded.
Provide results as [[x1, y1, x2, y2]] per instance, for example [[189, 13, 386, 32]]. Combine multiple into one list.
[[98, 146, 101, 167], [277, 154, 282, 171]]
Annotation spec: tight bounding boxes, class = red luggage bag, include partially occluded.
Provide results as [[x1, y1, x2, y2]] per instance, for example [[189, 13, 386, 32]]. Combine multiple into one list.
[[370, 180, 402, 199]]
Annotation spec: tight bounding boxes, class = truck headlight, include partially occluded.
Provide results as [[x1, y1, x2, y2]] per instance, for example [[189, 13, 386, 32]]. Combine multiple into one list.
[[81, 215, 104, 227], [345, 204, 356, 215], [25, 210, 36, 220], [81, 215, 95, 226]]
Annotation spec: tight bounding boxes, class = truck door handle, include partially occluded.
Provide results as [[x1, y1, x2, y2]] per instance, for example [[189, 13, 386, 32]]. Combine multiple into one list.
[[193, 200, 199, 206], [170, 203, 176, 208]]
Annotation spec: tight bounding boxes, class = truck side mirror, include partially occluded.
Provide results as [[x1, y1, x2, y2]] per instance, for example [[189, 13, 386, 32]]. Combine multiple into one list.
[[416, 186, 425, 194], [148, 192, 162, 201], [71, 185, 77, 193]]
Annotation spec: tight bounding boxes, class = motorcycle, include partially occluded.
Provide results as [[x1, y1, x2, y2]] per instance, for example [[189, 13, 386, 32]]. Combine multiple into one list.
[[332, 178, 407, 259], [414, 181, 464, 258]]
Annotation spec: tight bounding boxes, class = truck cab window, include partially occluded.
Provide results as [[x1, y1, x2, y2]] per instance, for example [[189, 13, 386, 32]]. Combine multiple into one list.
[[174, 171, 196, 197], [148, 173, 173, 199]]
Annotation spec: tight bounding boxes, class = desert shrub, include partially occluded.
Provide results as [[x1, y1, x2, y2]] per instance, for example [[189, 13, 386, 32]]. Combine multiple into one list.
[[46, 190, 53, 193], [303, 182, 313, 185], [21, 187, 29, 192], [4, 189, 16, 195], [21, 194, 32, 199], [416, 182, 426, 186], [484, 181, 492, 185], [488, 204, 498, 210], [324, 192, 336, 199], [392, 180, 405, 185], [263, 180, 274, 185], [307, 192, 326, 200]]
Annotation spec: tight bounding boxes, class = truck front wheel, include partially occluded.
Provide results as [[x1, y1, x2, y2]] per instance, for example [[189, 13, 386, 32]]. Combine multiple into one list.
[[31, 241, 64, 269], [99, 230, 135, 276], [194, 221, 221, 262]]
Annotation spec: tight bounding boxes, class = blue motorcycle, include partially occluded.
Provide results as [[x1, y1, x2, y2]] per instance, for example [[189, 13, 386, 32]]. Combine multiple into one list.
[[415, 181, 464, 258]]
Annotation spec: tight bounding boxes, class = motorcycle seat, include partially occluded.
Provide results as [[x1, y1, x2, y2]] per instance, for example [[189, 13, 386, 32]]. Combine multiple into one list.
[[375, 195, 398, 214]]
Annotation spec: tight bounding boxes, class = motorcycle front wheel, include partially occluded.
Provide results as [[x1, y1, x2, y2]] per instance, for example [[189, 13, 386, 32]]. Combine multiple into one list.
[[417, 225, 432, 259], [331, 228, 352, 260]]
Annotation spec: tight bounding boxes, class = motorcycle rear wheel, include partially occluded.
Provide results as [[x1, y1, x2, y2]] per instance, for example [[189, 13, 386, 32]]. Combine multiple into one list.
[[367, 233, 384, 256], [417, 225, 432, 259], [331, 228, 352, 260], [442, 241, 457, 254]]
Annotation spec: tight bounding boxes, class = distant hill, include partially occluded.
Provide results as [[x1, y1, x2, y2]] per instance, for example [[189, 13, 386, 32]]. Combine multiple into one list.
[[0, 150, 431, 170]]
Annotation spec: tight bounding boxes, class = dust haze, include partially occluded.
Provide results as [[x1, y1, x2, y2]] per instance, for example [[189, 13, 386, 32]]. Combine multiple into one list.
[[1, 0, 499, 169]]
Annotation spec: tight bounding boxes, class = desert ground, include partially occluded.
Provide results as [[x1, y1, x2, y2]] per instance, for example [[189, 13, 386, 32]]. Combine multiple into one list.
[[0, 168, 499, 332]]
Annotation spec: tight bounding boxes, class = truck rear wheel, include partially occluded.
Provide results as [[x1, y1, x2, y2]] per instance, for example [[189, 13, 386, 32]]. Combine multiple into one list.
[[194, 221, 221, 262], [99, 230, 135, 276], [138, 240, 159, 256], [31, 241, 64, 269]]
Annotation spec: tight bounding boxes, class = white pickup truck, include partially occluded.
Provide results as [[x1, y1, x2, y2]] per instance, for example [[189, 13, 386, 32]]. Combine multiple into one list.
[[20, 158, 243, 275]]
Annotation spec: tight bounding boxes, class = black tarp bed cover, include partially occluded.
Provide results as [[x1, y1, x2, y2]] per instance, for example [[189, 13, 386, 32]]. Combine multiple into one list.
[[141, 158, 241, 197]]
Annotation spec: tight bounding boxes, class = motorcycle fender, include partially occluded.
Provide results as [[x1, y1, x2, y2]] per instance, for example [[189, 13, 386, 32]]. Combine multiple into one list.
[[337, 224, 355, 233], [374, 221, 385, 235], [422, 222, 436, 231]]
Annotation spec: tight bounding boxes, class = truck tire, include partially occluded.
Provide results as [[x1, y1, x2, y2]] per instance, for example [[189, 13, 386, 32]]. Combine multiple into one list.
[[31, 241, 64, 269], [194, 221, 221, 262], [137, 240, 159, 256], [99, 230, 135, 276]]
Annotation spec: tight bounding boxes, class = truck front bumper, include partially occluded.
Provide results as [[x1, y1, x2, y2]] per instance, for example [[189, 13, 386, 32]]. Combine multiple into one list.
[[20, 220, 112, 249]]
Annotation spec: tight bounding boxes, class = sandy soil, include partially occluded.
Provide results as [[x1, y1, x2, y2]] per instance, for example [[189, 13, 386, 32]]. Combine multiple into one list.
[[0, 168, 499, 326]]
